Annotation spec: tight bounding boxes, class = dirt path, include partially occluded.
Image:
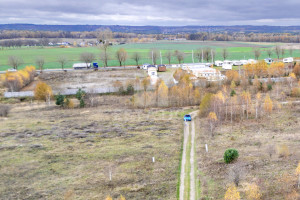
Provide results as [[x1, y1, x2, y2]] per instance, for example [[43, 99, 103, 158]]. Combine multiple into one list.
[[179, 121, 190, 200], [179, 111, 198, 200]]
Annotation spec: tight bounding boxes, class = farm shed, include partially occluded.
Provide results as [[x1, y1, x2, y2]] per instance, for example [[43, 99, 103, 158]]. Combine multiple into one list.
[[158, 65, 167, 72]]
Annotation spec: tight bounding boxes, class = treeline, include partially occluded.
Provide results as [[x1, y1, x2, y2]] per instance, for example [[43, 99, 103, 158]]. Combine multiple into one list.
[[188, 32, 300, 43], [0, 30, 165, 40], [0, 38, 53, 48]]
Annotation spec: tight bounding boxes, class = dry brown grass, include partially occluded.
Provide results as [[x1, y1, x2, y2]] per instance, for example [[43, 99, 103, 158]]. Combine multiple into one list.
[[0, 96, 189, 199], [195, 104, 300, 200]]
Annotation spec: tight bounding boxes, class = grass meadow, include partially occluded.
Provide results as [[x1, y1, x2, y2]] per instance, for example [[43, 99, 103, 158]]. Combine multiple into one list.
[[0, 41, 299, 71]]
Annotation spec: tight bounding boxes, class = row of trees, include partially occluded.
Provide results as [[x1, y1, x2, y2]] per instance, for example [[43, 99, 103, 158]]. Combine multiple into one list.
[[188, 32, 300, 43], [2, 29, 300, 43]]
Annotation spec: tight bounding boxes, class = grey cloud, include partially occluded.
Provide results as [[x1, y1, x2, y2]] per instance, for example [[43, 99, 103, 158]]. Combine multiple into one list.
[[0, 0, 300, 25]]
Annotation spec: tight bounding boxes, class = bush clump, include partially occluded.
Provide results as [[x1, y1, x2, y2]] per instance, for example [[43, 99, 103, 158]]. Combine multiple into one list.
[[224, 148, 239, 164]]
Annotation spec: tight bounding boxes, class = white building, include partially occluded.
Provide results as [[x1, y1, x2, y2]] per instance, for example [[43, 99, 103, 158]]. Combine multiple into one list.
[[182, 63, 226, 81], [214, 61, 223, 67], [232, 60, 242, 66], [222, 60, 233, 70]]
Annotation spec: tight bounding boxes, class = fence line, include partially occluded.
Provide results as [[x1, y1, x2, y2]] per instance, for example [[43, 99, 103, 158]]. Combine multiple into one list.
[[4, 87, 119, 98]]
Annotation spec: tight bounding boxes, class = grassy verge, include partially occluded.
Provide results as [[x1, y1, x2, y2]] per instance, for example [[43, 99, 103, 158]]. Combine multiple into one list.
[[184, 129, 192, 200], [176, 133, 184, 199]]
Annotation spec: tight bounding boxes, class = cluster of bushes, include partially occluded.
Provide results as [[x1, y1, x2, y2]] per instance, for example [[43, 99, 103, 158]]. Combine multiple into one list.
[[55, 88, 99, 109], [1, 66, 35, 92], [113, 80, 135, 95], [55, 94, 74, 109]]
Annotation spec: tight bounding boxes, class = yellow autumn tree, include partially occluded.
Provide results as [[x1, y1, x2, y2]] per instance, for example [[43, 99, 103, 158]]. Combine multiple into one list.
[[119, 195, 126, 200], [158, 80, 168, 107], [226, 70, 240, 84], [105, 195, 112, 200], [241, 91, 251, 119], [224, 185, 240, 200], [263, 94, 273, 114], [245, 183, 261, 200], [34, 81, 53, 101], [289, 72, 297, 88], [208, 112, 218, 136]]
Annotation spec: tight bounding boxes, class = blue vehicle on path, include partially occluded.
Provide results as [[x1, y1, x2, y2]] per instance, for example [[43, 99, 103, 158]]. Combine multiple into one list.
[[184, 114, 192, 121]]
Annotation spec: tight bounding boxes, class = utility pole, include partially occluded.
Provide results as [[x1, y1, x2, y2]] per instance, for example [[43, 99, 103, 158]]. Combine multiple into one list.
[[160, 51, 162, 65], [192, 50, 194, 63], [152, 51, 154, 65], [201, 49, 204, 63]]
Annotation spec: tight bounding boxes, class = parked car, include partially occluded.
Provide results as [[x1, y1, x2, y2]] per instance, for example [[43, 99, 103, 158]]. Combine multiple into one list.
[[184, 114, 192, 121], [283, 57, 294, 63], [142, 63, 151, 70], [264, 58, 273, 64]]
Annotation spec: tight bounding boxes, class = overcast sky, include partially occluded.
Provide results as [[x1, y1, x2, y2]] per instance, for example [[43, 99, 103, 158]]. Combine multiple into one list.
[[0, 0, 300, 26]]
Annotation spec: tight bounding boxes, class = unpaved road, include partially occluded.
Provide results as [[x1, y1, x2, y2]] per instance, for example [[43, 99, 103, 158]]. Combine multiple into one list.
[[179, 111, 198, 200]]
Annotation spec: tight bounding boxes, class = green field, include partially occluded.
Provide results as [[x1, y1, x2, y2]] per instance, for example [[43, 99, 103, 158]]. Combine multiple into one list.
[[0, 41, 298, 71]]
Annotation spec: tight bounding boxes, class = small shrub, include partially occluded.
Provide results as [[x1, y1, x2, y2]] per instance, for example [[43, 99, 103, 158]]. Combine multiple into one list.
[[64, 98, 74, 109], [79, 99, 85, 108], [0, 104, 10, 117], [277, 144, 290, 158], [230, 89, 236, 97], [55, 93, 65, 107], [75, 88, 86, 100], [267, 84, 272, 91], [224, 148, 239, 164], [291, 87, 300, 97], [126, 84, 134, 95]]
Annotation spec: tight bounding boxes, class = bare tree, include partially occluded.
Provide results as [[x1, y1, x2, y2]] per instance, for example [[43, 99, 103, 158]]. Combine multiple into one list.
[[281, 48, 285, 57], [164, 50, 172, 64], [39, 38, 50, 46], [203, 47, 213, 62], [57, 55, 68, 70], [132, 52, 141, 67], [274, 45, 281, 59], [253, 48, 261, 60], [149, 49, 159, 65], [80, 52, 95, 68], [266, 48, 273, 57], [195, 49, 202, 62], [35, 57, 45, 71], [99, 43, 110, 67], [115, 48, 128, 67], [289, 48, 294, 57], [228, 164, 245, 187], [8, 55, 23, 70], [174, 50, 185, 64], [96, 28, 113, 44], [222, 48, 229, 60]]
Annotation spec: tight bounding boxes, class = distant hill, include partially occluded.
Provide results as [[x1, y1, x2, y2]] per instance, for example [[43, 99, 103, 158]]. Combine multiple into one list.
[[1, 24, 300, 34]]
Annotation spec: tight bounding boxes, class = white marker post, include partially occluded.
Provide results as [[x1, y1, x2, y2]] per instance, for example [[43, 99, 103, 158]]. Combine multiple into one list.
[[152, 157, 155, 163], [205, 144, 208, 153]]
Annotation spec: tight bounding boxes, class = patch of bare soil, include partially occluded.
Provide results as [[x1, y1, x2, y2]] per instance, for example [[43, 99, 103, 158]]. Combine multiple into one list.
[[39, 69, 146, 91]]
